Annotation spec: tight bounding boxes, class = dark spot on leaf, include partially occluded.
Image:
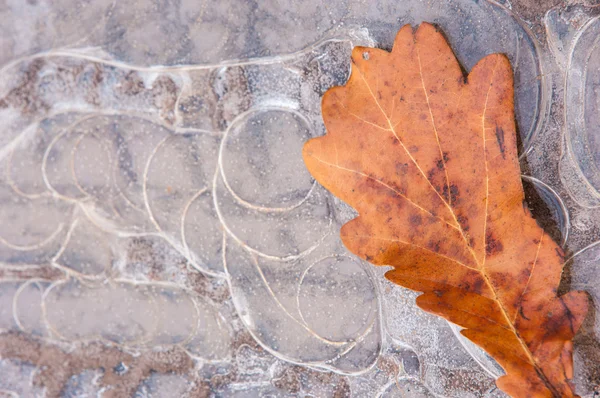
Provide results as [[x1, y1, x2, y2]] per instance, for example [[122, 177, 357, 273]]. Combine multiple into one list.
[[449, 184, 459, 202], [472, 278, 485, 294], [409, 214, 422, 226], [495, 125, 506, 159], [442, 184, 459, 203], [457, 214, 469, 232], [428, 168, 437, 181], [491, 272, 509, 288], [427, 240, 441, 252], [518, 266, 531, 286], [486, 232, 503, 256], [441, 186, 449, 201], [396, 162, 409, 175], [519, 306, 531, 321]]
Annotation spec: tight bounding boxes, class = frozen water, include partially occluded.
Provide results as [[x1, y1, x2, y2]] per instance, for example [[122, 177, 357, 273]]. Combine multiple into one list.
[[0, 0, 599, 397]]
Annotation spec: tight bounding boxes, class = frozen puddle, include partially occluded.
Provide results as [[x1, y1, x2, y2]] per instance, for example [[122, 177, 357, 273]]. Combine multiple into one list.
[[2, 0, 600, 396]]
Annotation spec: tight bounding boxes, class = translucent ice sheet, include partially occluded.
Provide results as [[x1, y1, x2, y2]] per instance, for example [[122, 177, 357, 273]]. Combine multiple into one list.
[[0, 0, 599, 397]]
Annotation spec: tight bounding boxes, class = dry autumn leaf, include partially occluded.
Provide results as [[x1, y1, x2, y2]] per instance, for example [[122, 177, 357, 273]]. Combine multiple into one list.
[[303, 23, 589, 397]]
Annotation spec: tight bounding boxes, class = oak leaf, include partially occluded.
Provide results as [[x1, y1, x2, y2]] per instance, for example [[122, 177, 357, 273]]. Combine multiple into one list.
[[303, 23, 589, 397]]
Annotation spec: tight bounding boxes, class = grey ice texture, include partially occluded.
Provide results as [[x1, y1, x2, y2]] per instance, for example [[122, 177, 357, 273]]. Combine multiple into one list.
[[0, 0, 599, 397]]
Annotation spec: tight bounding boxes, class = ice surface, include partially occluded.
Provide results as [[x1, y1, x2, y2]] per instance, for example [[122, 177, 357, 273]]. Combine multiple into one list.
[[0, 0, 599, 397]]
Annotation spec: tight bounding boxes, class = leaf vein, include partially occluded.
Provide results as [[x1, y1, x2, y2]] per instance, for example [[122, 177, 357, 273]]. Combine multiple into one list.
[[309, 154, 460, 232], [343, 234, 478, 271], [416, 46, 451, 205]]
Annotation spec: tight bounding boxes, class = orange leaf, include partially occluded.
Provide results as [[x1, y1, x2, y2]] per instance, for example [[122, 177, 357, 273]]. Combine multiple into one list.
[[303, 23, 589, 398]]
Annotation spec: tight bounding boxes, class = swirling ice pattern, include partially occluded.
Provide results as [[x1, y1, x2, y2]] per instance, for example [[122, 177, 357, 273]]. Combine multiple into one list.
[[0, 38, 383, 375]]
